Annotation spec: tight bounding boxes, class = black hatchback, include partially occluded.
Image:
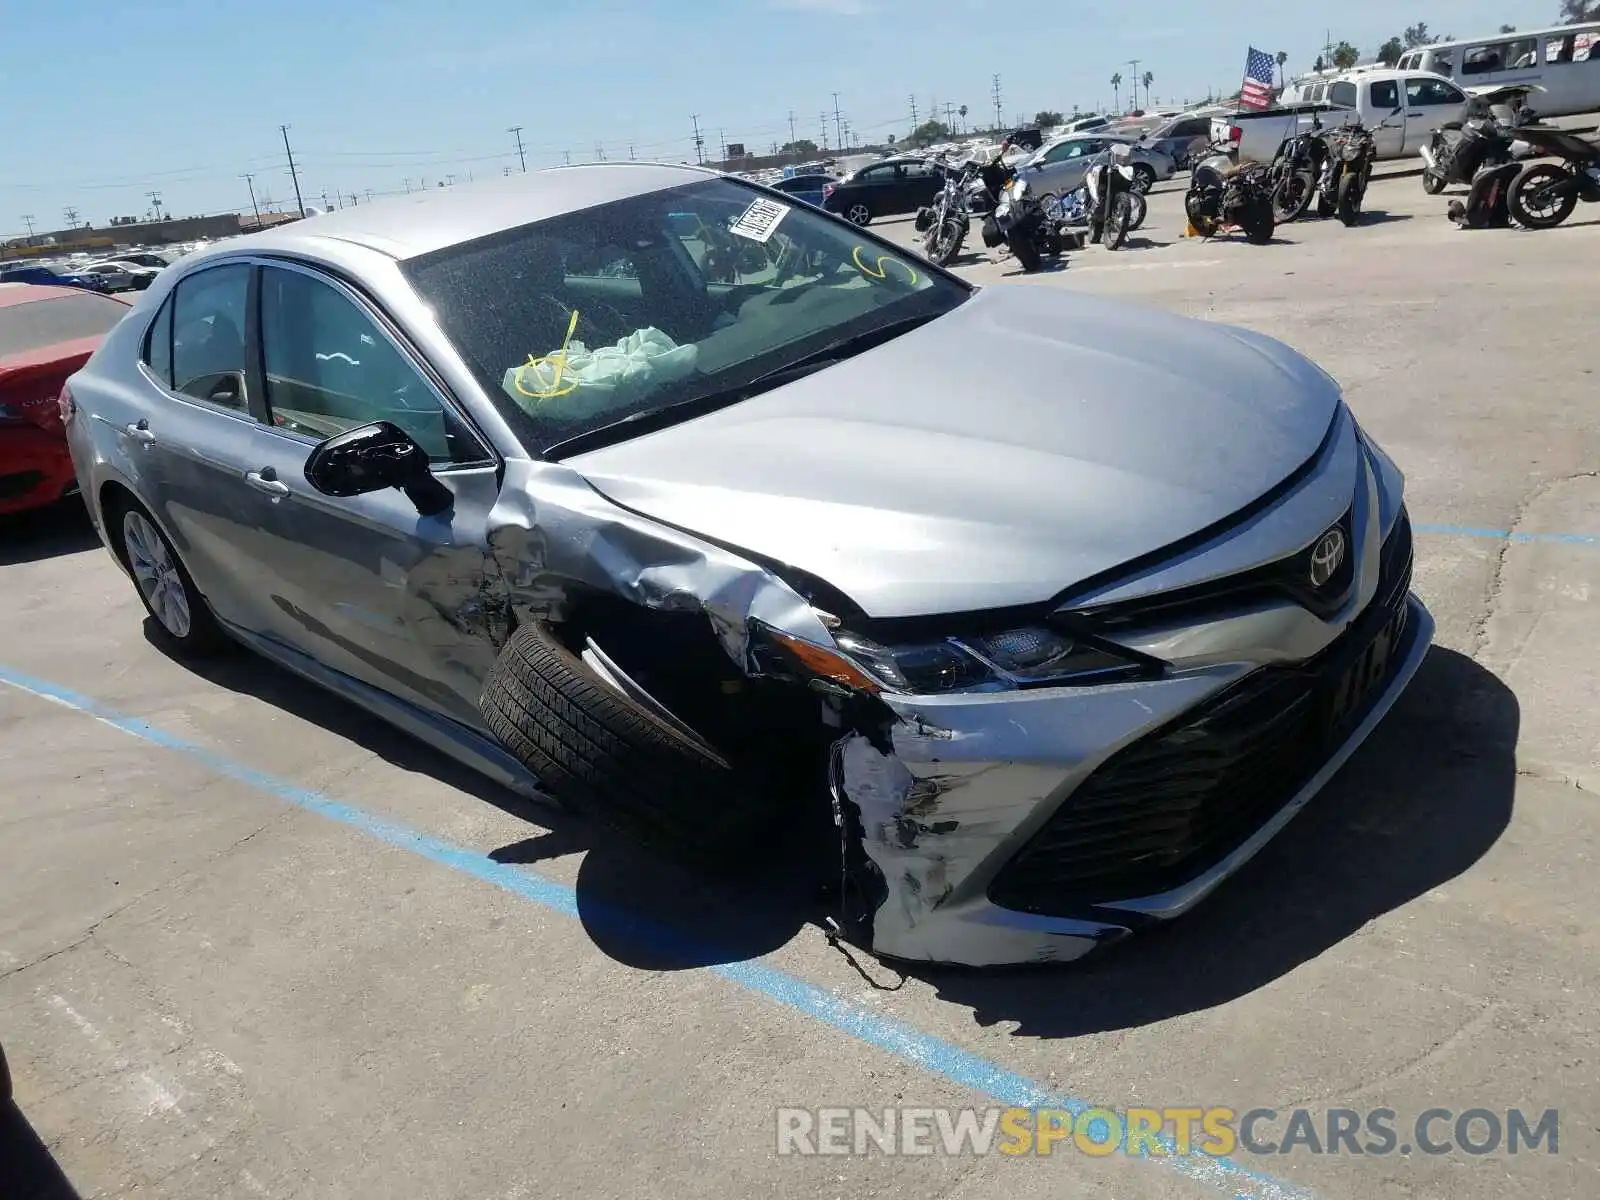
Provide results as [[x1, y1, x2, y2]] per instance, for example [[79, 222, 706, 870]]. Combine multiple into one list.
[[821, 157, 946, 226]]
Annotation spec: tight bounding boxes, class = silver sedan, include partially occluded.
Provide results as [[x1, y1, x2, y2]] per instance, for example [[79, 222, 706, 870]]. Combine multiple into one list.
[[1019, 133, 1177, 195], [62, 164, 1431, 967]]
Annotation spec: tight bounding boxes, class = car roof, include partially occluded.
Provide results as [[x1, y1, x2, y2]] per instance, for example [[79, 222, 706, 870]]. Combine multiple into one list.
[[0, 281, 87, 307], [182, 162, 725, 264]]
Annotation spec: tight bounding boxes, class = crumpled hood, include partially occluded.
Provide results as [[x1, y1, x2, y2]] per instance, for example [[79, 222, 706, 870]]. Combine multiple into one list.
[[563, 284, 1341, 618]]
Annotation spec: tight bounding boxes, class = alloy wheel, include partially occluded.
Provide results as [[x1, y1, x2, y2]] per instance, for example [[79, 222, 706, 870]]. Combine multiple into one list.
[[123, 510, 192, 639], [846, 203, 871, 226]]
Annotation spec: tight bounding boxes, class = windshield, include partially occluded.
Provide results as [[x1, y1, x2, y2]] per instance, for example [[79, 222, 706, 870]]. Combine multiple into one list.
[[0, 292, 128, 357], [401, 176, 969, 457]]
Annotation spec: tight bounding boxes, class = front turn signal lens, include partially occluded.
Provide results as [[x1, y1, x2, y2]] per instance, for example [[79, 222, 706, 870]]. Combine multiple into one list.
[[765, 628, 882, 694]]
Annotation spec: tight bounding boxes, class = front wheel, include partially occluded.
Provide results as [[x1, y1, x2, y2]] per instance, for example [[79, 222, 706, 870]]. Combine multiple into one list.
[[1272, 170, 1314, 223], [1336, 171, 1363, 226], [928, 217, 966, 265], [1422, 169, 1447, 195], [1509, 164, 1578, 229]]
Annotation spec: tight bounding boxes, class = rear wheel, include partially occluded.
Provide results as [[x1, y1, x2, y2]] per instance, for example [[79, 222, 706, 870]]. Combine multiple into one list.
[[1005, 231, 1042, 271], [1422, 169, 1447, 195], [1509, 164, 1578, 229], [1240, 196, 1276, 244], [1131, 164, 1156, 193], [845, 202, 872, 227], [112, 500, 226, 656], [1102, 193, 1132, 248], [1125, 190, 1148, 231]]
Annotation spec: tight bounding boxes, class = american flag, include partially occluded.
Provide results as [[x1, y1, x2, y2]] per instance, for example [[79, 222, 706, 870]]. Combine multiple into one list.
[[1240, 46, 1276, 110]]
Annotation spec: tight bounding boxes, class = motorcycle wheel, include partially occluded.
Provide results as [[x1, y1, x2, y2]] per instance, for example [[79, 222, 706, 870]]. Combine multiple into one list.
[[1240, 197, 1276, 244], [929, 217, 966, 266], [1102, 194, 1132, 249], [1126, 190, 1148, 231], [1508, 164, 1579, 230], [1422, 169, 1447, 196], [1005, 232, 1042, 272], [1272, 170, 1314, 223], [1336, 172, 1363, 226]]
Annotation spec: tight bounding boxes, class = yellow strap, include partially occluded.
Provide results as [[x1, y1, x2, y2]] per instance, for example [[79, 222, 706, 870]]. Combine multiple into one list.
[[512, 308, 582, 401], [852, 245, 918, 285]]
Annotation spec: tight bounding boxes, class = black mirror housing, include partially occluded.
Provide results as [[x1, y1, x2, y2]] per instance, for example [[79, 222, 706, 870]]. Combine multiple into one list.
[[304, 421, 453, 517]]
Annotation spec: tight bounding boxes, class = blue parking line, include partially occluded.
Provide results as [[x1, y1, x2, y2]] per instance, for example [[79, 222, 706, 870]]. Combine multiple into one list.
[[0, 663, 1313, 1200], [1414, 523, 1600, 546]]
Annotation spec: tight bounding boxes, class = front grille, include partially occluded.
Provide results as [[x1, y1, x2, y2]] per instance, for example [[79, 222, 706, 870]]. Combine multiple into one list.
[[988, 510, 1414, 917], [0, 470, 46, 501]]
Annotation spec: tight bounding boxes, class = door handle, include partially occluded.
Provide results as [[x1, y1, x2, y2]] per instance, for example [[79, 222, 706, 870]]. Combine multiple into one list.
[[245, 467, 290, 498], [124, 419, 156, 444]]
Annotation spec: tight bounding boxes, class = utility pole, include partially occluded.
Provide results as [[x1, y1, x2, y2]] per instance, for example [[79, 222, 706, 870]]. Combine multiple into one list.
[[719, 130, 726, 162], [508, 125, 527, 172], [280, 124, 306, 217], [365, 189, 373, 202], [1127, 59, 1141, 111], [403, 177, 411, 193], [629, 143, 636, 160], [20, 214, 35, 241], [832, 92, 843, 153], [240, 173, 261, 224], [991, 74, 1003, 132], [690, 114, 705, 165], [944, 102, 955, 129], [146, 191, 163, 220], [820, 112, 829, 150], [788, 109, 797, 148], [63, 206, 79, 226], [563, 149, 571, 166], [909, 93, 918, 130]]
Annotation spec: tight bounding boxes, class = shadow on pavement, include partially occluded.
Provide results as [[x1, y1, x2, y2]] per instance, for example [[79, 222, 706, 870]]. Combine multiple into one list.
[[1354, 210, 1414, 226], [0, 1101, 83, 1199], [0, 502, 99, 566], [907, 647, 1517, 1036]]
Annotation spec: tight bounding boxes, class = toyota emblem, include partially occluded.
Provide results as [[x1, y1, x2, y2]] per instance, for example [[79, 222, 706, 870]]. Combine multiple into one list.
[[1308, 528, 1347, 589]]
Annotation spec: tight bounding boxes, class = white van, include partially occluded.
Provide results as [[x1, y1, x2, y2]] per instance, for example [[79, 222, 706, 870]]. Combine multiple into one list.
[[1396, 23, 1600, 117]]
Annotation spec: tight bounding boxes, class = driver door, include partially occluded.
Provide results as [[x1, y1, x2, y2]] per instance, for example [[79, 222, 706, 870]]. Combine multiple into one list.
[[229, 261, 507, 726], [1366, 79, 1405, 156], [1404, 76, 1467, 153]]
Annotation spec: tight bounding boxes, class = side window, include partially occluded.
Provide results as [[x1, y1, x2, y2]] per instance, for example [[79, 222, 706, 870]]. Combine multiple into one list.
[[171, 263, 250, 410], [856, 165, 891, 182], [142, 296, 173, 386], [1548, 35, 1577, 64], [1369, 79, 1400, 110], [1041, 142, 1073, 163], [1407, 78, 1463, 106], [1330, 81, 1358, 108], [258, 266, 478, 464], [1461, 45, 1501, 75]]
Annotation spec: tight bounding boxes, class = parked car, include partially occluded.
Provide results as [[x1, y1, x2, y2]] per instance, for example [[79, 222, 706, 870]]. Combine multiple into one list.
[[87, 259, 163, 290], [1142, 113, 1218, 168], [74, 262, 141, 292], [822, 156, 947, 225], [1059, 115, 1113, 135], [62, 163, 1431, 967], [1020, 133, 1176, 194], [114, 251, 175, 271], [769, 172, 835, 208], [0, 262, 113, 294], [1, 283, 131, 515], [1220, 70, 1470, 163]]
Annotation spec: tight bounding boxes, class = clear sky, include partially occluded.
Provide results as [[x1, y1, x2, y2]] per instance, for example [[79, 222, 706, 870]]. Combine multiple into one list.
[[3, 0, 1561, 236]]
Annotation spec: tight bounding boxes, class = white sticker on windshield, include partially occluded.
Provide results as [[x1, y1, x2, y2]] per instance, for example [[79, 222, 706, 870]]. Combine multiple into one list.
[[729, 196, 790, 243]]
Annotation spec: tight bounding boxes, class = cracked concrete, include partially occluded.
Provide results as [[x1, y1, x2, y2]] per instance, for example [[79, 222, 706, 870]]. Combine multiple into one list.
[[4, 167, 1600, 1199]]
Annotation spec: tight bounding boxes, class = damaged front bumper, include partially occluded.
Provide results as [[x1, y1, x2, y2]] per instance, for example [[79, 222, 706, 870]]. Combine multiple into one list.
[[828, 547, 1433, 968]]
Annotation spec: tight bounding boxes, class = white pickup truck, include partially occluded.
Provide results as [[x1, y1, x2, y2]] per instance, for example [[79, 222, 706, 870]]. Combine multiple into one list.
[[1212, 69, 1473, 163]]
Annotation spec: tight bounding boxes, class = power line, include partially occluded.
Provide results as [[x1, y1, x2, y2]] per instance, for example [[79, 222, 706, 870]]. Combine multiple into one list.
[[508, 125, 527, 172], [280, 124, 306, 218]]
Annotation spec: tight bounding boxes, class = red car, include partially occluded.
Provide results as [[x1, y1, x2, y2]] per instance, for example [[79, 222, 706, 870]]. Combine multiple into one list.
[[0, 282, 131, 515]]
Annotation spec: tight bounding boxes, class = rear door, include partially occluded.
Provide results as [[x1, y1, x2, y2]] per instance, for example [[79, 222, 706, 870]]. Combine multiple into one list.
[[1404, 76, 1468, 153], [228, 259, 506, 725]]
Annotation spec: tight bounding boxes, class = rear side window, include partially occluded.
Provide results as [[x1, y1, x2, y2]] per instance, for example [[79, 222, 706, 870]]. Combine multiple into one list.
[[142, 297, 173, 384], [1329, 81, 1358, 108], [1369, 80, 1400, 110], [170, 263, 251, 410], [0, 292, 129, 357]]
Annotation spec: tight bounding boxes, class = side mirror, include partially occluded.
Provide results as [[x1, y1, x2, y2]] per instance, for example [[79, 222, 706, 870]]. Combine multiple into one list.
[[304, 420, 453, 517]]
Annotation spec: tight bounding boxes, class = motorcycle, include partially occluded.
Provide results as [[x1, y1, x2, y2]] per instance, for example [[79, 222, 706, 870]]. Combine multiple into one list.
[[1268, 126, 1325, 224], [978, 139, 1072, 272], [1420, 84, 1543, 195], [1079, 144, 1142, 249], [1506, 125, 1600, 230], [915, 158, 974, 266], [1184, 138, 1275, 244], [1313, 119, 1379, 226]]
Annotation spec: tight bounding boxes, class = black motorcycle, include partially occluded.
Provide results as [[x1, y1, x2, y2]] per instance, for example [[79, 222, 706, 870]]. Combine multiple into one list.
[[1268, 128, 1324, 223], [1184, 139, 1275, 244], [915, 158, 974, 266], [1422, 83, 1542, 195], [977, 138, 1072, 271], [1506, 126, 1600, 230], [1313, 121, 1377, 226]]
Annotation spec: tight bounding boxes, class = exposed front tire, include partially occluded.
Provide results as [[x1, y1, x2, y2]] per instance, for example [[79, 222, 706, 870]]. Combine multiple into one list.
[[928, 217, 966, 265], [1509, 164, 1578, 230], [1272, 170, 1314, 222], [480, 625, 771, 865], [112, 500, 227, 657], [1422, 169, 1447, 195]]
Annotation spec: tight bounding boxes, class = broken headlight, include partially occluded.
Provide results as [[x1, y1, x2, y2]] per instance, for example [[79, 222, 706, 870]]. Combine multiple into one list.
[[831, 626, 1147, 695]]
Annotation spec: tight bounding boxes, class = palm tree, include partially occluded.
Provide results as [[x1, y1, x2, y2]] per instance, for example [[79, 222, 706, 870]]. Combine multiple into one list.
[[1559, 0, 1598, 19], [1275, 50, 1288, 88], [1141, 70, 1153, 109], [1110, 72, 1123, 113]]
